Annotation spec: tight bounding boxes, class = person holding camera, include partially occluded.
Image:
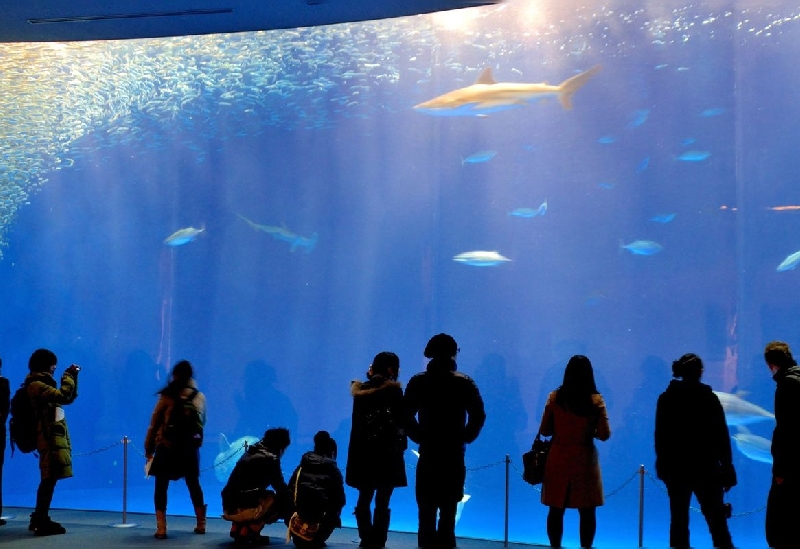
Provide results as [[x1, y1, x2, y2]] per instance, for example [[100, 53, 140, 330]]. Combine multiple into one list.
[[655, 353, 735, 548], [26, 348, 80, 536]]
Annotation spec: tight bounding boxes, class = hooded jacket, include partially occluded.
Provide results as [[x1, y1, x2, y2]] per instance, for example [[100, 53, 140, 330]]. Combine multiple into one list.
[[144, 378, 206, 456], [772, 365, 800, 480], [655, 379, 736, 486], [289, 451, 345, 524], [222, 441, 289, 513]]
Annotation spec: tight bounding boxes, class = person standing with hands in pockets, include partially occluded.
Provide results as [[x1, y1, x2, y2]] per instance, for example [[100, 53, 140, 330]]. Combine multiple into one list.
[[26, 348, 80, 536]]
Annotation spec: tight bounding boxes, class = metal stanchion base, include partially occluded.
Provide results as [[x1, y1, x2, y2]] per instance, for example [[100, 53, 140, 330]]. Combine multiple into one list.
[[109, 521, 139, 528]]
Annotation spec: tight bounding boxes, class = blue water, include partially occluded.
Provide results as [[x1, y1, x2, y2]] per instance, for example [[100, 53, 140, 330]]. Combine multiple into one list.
[[1, 1, 798, 546]]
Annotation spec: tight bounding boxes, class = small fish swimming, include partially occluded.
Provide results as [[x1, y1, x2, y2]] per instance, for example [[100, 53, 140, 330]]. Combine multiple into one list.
[[637, 157, 650, 173], [777, 250, 800, 272], [714, 391, 775, 426], [621, 240, 663, 256], [462, 150, 497, 164], [681, 138, 697, 146], [732, 426, 772, 464], [649, 213, 676, 223], [164, 226, 204, 246], [214, 433, 260, 483], [453, 250, 511, 266], [677, 150, 711, 162], [700, 107, 726, 117], [598, 182, 615, 189], [509, 200, 547, 218], [628, 109, 650, 127], [237, 213, 318, 253], [597, 136, 616, 144]]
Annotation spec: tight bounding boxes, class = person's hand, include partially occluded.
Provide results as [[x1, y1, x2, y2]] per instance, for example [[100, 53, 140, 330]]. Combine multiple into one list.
[[65, 364, 81, 377]]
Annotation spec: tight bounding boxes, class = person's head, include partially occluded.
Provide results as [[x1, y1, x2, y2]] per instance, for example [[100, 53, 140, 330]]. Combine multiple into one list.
[[672, 353, 703, 381], [424, 333, 458, 360], [29, 348, 57, 374], [764, 341, 796, 375], [313, 430, 337, 459], [171, 360, 193, 382], [562, 355, 598, 393], [261, 427, 291, 457], [369, 351, 400, 381]]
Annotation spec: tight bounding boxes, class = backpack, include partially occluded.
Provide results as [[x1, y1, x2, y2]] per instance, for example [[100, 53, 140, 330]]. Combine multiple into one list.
[[9, 382, 38, 455], [164, 389, 203, 448]]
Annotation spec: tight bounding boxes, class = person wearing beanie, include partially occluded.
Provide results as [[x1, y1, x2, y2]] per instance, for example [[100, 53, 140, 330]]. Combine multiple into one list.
[[288, 431, 346, 548], [764, 341, 800, 548], [404, 334, 485, 548], [655, 353, 735, 548]]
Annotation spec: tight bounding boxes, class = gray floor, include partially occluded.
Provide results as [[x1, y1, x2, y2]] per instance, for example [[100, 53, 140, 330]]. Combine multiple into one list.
[[0, 508, 545, 548]]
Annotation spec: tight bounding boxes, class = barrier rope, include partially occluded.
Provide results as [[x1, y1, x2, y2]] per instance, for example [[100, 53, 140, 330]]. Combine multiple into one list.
[[72, 440, 122, 457]]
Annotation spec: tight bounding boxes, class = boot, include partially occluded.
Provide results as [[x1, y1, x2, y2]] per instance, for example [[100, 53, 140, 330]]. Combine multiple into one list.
[[194, 504, 207, 534], [154, 510, 167, 539], [355, 505, 373, 547], [372, 508, 391, 548]]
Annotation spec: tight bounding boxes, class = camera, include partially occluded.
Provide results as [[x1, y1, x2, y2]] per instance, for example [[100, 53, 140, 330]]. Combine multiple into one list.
[[68, 364, 81, 372], [723, 502, 732, 519]]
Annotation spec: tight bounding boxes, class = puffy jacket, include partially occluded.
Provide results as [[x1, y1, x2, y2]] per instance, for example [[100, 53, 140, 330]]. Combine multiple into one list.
[[289, 451, 345, 524], [27, 370, 78, 480]]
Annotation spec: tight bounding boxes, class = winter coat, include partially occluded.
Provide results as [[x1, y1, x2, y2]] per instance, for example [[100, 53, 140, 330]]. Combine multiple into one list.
[[222, 442, 290, 515], [144, 379, 206, 480], [0, 376, 8, 455], [144, 379, 206, 456], [345, 376, 407, 489], [539, 390, 610, 508], [404, 357, 486, 503], [27, 370, 78, 480], [289, 451, 346, 525], [655, 379, 736, 487], [772, 365, 800, 481]]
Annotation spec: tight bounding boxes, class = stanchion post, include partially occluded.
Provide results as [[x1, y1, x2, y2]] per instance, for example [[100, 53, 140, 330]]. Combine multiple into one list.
[[638, 464, 645, 548], [110, 436, 138, 528], [504, 454, 510, 547]]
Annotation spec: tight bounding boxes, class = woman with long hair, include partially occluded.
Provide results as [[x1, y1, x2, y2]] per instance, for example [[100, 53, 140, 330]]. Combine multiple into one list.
[[538, 355, 610, 548], [144, 360, 206, 539]]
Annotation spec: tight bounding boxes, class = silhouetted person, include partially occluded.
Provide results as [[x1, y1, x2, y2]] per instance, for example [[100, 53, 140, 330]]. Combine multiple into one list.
[[764, 341, 800, 548], [27, 348, 80, 536], [144, 360, 206, 539], [405, 333, 485, 548], [288, 431, 346, 548], [346, 351, 407, 548], [0, 358, 8, 526], [655, 353, 735, 548], [539, 355, 610, 548], [222, 427, 291, 546]]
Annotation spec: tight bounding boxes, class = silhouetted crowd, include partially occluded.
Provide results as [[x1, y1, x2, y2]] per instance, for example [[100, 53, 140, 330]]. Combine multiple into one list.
[[1, 338, 798, 549]]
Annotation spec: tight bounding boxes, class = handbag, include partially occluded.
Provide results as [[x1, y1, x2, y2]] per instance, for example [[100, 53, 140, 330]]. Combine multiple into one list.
[[286, 467, 321, 543], [522, 432, 551, 486]]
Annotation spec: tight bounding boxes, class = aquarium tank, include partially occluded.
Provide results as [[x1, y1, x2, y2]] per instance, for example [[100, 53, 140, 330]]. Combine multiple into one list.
[[0, 0, 795, 546]]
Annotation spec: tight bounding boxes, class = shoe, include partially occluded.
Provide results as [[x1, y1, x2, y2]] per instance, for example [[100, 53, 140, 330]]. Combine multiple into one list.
[[252, 535, 271, 546], [34, 518, 66, 536], [0, 518, 7, 526]]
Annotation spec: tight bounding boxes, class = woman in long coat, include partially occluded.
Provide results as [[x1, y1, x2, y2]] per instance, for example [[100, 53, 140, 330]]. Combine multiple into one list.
[[538, 355, 610, 548], [144, 360, 207, 539], [346, 352, 407, 549]]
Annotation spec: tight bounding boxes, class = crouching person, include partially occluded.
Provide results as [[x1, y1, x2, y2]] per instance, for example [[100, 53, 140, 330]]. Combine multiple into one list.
[[287, 431, 346, 548], [222, 428, 291, 545]]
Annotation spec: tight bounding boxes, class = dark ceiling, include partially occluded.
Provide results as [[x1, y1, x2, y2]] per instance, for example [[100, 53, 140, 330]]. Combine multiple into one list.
[[0, 0, 499, 43]]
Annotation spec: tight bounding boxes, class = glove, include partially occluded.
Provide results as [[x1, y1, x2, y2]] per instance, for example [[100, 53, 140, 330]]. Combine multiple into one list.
[[65, 364, 81, 377]]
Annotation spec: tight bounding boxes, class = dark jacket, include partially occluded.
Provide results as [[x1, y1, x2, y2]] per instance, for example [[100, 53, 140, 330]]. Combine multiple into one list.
[[289, 451, 346, 525], [27, 370, 78, 480], [404, 357, 486, 502], [222, 441, 289, 514], [772, 365, 800, 480], [345, 376, 407, 489], [655, 379, 736, 487], [0, 375, 9, 445]]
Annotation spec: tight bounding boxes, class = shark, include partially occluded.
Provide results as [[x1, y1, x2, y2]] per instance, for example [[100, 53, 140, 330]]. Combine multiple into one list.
[[237, 213, 318, 253], [414, 65, 602, 116], [164, 225, 204, 246]]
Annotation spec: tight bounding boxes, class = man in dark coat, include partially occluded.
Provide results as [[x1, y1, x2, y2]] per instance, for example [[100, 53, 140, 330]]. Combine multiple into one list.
[[222, 427, 291, 545], [0, 357, 8, 526], [404, 333, 486, 549], [764, 341, 800, 548], [655, 353, 735, 548]]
